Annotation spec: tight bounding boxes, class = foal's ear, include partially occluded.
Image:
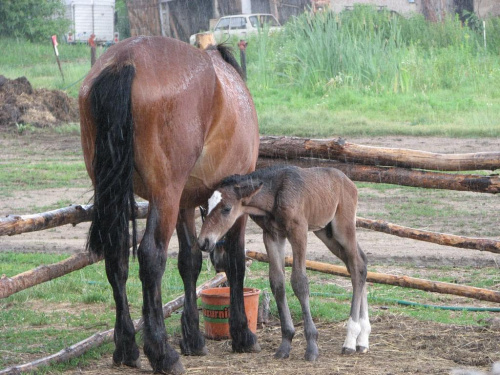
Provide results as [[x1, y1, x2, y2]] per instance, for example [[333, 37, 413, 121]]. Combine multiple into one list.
[[235, 181, 263, 201]]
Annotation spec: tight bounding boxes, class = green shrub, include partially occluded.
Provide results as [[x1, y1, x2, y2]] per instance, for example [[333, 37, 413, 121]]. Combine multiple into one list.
[[0, 0, 69, 42]]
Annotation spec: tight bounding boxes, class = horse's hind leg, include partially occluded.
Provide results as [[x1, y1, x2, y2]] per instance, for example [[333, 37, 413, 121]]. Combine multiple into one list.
[[224, 215, 261, 353], [104, 248, 140, 368], [315, 221, 370, 355], [177, 208, 207, 356], [288, 224, 319, 361], [139, 203, 184, 375], [263, 231, 295, 359]]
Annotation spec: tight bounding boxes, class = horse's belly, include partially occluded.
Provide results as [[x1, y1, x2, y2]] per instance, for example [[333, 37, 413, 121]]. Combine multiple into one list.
[[180, 140, 257, 207]]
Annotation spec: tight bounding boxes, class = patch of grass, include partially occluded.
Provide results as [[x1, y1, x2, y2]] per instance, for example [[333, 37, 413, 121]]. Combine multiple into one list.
[[0, 160, 88, 193]]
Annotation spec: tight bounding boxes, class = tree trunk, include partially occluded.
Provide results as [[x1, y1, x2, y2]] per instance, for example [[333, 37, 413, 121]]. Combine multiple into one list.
[[259, 136, 500, 171], [256, 157, 500, 194], [246, 251, 500, 303]]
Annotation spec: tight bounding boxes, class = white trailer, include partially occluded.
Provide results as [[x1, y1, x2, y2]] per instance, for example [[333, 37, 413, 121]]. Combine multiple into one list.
[[65, 0, 116, 44]]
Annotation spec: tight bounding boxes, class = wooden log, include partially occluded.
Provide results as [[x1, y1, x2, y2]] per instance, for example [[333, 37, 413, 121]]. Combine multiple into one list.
[[0, 272, 227, 375], [246, 251, 500, 303], [0, 252, 102, 299], [256, 157, 500, 194], [0, 202, 149, 237], [259, 136, 500, 171], [0, 229, 147, 299], [356, 217, 500, 254]]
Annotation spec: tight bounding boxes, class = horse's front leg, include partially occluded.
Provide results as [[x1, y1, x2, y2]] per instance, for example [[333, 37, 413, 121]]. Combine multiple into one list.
[[177, 208, 207, 356], [263, 231, 295, 359], [224, 215, 261, 353], [288, 226, 319, 361], [139, 203, 185, 375]]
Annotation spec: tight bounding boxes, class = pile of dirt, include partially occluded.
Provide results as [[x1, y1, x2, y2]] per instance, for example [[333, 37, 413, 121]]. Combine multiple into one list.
[[0, 75, 79, 128]]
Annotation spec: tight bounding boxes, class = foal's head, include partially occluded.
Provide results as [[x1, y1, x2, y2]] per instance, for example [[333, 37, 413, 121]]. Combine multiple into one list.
[[198, 176, 263, 253]]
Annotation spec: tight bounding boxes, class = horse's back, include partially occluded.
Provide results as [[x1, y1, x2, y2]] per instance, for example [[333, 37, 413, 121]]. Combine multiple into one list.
[[79, 36, 259, 206]]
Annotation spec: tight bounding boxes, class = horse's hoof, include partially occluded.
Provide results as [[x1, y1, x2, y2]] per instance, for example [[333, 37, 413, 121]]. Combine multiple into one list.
[[341, 347, 356, 355], [243, 342, 261, 353], [183, 346, 208, 356], [155, 359, 185, 375], [356, 345, 369, 354], [113, 355, 141, 368]]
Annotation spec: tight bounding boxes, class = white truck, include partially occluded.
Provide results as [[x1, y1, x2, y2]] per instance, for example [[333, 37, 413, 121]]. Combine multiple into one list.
[[64, 0, 116, 44]]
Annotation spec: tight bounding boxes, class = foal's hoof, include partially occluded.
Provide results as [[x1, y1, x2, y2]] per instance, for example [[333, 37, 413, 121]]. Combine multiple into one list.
[[341, 347, 356, 355], [356, 345, 369, 354], [305, 352, 319, 362], [274, 348, 290, 359]]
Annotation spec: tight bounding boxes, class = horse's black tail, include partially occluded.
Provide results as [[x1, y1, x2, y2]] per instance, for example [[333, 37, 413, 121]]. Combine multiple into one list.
[[87, 64, 137, 259]]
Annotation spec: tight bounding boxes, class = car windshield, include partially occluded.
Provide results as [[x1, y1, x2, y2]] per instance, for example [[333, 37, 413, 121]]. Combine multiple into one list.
[[214, 18, 230, 31], [229, 17, 246, 30], [249, 15, 279, 28]]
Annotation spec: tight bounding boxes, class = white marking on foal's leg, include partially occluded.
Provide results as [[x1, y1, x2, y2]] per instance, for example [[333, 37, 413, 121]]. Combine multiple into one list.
[[343, 317, 361, 353], [356, 317, 371, 351], [207, 190, 222, 215]]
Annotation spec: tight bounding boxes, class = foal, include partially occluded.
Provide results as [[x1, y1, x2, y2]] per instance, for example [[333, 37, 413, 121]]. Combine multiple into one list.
[[198, 166, 370, 361]]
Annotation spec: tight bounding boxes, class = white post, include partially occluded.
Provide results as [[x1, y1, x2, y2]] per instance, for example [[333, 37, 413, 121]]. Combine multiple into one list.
[[483, 20, 487, 49]]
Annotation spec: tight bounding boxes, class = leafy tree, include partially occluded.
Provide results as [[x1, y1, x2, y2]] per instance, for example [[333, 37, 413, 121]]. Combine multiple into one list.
[[0, 0, 70, 42]]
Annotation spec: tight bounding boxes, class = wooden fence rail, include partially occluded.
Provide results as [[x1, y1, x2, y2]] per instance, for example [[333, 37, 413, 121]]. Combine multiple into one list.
[[259, 136, 500, 171], [257, 157, 500, 194], [2, 204, 499, 257], [246, 251, 500, 303]]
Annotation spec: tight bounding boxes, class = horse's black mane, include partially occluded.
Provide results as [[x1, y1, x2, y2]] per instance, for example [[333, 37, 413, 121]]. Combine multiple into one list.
[[207, 44, 245, 80]]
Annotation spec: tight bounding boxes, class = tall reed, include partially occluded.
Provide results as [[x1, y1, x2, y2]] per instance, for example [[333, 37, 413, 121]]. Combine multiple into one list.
[[248, 5, 500, 95]]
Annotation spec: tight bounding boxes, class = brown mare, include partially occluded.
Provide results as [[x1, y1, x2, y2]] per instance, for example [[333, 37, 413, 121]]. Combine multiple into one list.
[[198, 166, 371, 361], [79, 36, 260, 374]]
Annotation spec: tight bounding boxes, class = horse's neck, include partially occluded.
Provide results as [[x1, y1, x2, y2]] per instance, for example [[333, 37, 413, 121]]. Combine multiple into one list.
[[244, 189, 273, 217]]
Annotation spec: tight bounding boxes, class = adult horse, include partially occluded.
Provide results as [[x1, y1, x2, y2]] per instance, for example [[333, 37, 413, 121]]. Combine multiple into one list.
[[79, 36, 260, 374]]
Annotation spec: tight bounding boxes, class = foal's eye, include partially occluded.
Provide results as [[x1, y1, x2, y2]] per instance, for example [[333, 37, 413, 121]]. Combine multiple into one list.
[[221, 206, 232, 215]]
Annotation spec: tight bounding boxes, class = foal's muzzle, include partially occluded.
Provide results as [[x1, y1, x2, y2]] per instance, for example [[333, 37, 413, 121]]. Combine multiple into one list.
[[198, 238, 211, 252]]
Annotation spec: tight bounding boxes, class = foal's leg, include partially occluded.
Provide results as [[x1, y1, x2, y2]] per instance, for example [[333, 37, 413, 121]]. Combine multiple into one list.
[[139, 202, 184, 375], [315, 221, 370, 354], [288, 224, 319, 361], [224, 215, 261, 353], [104, 241, 140, 368], [177, 208, 207, 356], [263, 231, 295, 359]]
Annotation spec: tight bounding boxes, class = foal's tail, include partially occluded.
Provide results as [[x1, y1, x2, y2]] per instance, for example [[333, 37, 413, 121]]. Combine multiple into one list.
[[87, 64, 137, 259]]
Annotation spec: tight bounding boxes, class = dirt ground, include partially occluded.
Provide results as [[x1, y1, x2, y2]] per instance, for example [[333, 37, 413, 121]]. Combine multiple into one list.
[[61, 313, 500, 375], [1, 130, 500, 375]]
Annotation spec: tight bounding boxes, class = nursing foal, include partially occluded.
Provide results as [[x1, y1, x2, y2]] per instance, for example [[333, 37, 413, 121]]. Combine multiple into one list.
[[198, 166, 370, 361]]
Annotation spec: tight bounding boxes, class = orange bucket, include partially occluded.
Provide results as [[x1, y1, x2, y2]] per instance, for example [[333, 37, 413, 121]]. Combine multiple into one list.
[[201, 287, 260, 340]]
